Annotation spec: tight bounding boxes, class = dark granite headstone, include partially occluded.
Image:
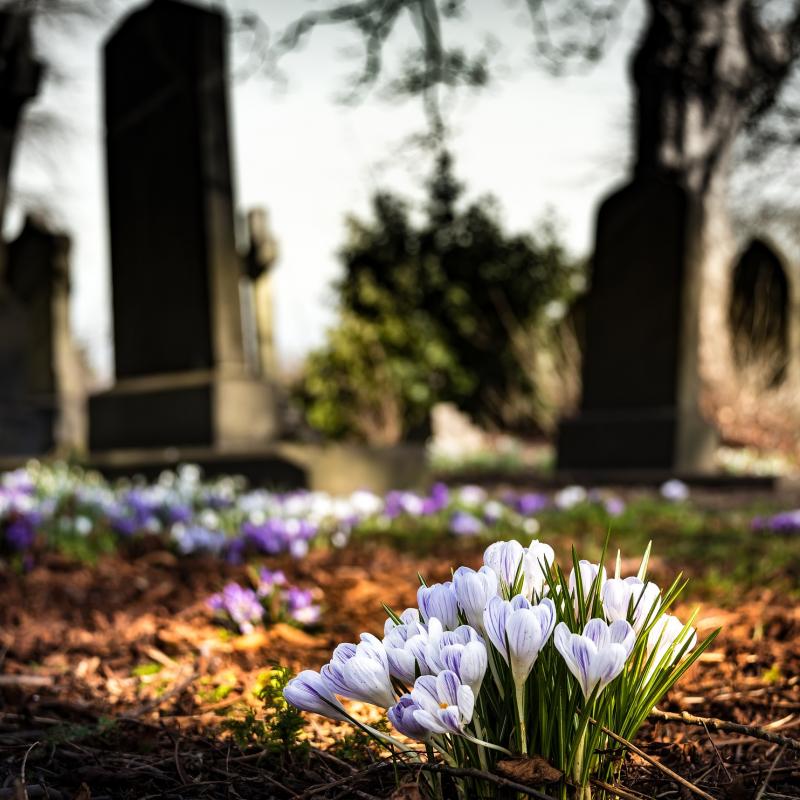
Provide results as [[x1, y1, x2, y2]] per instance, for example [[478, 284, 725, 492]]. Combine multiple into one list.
[[557, 177, 716, 473], [0, 215, 85, 455], [90, 0, 278, 451], [729, 239, 789, 387]]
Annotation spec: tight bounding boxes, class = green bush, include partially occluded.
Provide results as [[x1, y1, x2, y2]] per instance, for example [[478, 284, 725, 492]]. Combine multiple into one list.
[[297, 151, 584, 442]]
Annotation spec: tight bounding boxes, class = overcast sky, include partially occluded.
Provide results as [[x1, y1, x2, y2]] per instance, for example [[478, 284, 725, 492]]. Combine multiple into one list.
[[5, 0, 643, 382]]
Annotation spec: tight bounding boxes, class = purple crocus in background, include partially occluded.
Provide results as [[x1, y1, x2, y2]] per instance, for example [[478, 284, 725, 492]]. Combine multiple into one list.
[[449, 510, 483, 537], [285, 586, 321, 625], [207, 583, 264, 635], [515, 492, 549, 516], [752, 509, 800, 534]]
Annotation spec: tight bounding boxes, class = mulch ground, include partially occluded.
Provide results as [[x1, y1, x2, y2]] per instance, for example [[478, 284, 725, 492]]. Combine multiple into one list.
[[1, 539, 798, 799]]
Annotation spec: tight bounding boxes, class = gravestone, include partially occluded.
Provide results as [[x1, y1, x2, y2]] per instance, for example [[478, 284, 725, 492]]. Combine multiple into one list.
[[557, 177, 716, 473], [90, 0, 279, 451], [728, 239, 790, 387], [244, 208, 279, 378], [0, 215, 86, 454]]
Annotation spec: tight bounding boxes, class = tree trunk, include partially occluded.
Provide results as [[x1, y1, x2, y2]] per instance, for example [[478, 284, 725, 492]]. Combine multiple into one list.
[[0, 10, 42, 242], [632, 0, 778, 405]]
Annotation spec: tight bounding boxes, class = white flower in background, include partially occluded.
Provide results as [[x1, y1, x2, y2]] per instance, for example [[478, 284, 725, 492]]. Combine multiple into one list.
[[350, 490, 384, 517], [523, 518, 541, 536], [555, 619, 635, 698], [602, 577, 661, 631], [660, 479, 689, 502], [320, 633, 396, 708], [555, 485, 587, 509], [458, 485, 488, 507]]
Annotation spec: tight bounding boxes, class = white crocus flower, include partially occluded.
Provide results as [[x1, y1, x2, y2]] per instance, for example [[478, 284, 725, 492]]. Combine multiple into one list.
[[320, 633, 396, 708], [555, 619, 635, 698], [453, 565, 498, 631], [569, 560, 607, 611], [602, 577, 661, 631], [411, 671, 475, 736], [523, 540, 556, 598], [646, 614, 697, 675]]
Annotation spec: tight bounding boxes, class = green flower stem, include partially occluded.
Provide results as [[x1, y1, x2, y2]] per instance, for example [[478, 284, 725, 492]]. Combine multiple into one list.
[[515, 682, 527, 755]]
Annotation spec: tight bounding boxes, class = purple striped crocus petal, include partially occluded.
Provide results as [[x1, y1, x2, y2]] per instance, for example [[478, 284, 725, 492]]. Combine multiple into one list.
[[435, 670, 461, 707], [283, 670, 348, 721], [483, 595, 511, 662]]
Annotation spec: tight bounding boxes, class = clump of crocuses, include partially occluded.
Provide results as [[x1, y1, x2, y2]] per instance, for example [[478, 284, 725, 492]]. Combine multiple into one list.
[[208, 568, 320, 634], [284, 539, 717, 798]]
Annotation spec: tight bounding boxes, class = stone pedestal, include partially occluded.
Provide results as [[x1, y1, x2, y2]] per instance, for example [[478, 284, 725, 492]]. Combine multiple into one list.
[[90, 370, 278, 450], [558, 177, 716, 473], [90, 0, 278, 452]]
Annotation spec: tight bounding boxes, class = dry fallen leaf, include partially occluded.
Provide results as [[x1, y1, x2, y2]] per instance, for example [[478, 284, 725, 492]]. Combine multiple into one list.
[[389, 781, 423, 800], [496, 755, 563, 785]]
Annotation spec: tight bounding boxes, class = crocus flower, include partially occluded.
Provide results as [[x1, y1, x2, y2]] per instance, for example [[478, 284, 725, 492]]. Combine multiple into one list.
[[449, 511, 483, 537], [411, 671, 475, 735], [453, 565, 498, 631], [286, 587, 321, 625], [483, 540, 526, 589], [660, 479, 689, 502], [484, 595, 556, 686], [257, 568, 287, 596], [646, 614, 697, 668], [388, 695, 431, 741], [569, 560, 607, 610], [424, 625, 487, 697], [321, 633, 396, 708], [207, 582, 264, 634], [555, 485, 587, 509], [284, 670, 348, 721], [383, 615, 438, 683], [554, 619, 635, 698], [523, 540, 556, 598], [602, 577, 660, 631], [417, 582, 460, 630]]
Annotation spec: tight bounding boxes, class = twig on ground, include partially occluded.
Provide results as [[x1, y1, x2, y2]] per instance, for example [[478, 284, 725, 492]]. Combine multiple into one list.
[[590, 779, 649, 800], [753, 746, 785, 800], [295, 760, 559, 799], [590, 720, 715, 800], [650, 708, 800, 751]]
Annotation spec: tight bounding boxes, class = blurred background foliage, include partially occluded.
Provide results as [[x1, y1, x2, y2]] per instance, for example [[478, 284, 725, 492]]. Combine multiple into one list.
[[295, 150, 585, 444]]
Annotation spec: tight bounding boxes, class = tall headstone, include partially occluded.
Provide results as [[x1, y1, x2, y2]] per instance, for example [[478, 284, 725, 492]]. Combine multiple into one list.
[[557, 179, 715, 471], [728, 239, 789, 387], [90, 0, 279, 451], [0, 215, 86, 454]]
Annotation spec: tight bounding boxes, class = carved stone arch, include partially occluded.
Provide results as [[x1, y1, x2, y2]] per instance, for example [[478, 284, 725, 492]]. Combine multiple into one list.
[[728, 238, 790, 387]]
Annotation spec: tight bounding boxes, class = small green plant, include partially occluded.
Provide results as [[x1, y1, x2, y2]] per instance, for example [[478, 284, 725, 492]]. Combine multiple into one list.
[[224, 667, 308, 758]]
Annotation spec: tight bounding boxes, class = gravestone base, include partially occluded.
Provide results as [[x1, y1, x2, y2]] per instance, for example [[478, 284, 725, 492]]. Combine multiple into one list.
[[557, 405, 716, 472], [89, 370, 279, 451]]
